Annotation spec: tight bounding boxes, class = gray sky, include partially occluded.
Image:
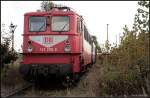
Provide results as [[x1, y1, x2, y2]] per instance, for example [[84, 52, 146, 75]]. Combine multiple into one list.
[[1, 1, 138, 52]]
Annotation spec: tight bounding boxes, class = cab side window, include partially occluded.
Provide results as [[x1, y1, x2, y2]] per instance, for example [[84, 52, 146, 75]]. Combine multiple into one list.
[[77, 17, 82, 33]]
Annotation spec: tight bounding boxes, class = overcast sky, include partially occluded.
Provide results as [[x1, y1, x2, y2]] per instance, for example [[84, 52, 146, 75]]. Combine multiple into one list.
[[1, 1, 138, 52]]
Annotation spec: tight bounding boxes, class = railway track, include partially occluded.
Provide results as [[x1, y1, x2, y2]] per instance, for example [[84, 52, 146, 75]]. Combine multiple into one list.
[[1, 65, 94, 98], [1, 83, 32, 98]]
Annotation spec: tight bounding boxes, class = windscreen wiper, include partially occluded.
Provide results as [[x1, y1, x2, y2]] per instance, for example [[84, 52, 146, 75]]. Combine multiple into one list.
[[38, 23, 45, 31], [59, 23, 68, 33]]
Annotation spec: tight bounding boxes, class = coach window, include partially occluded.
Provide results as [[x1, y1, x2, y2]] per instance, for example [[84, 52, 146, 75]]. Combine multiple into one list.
[[87, 32, 89, 43], [84, 25, 88, 41], [77, 18, 82, 33], [84, 25, 86, 40], [29, 17, 46, 32], [89, 35, 92, 44], [89, 35, 91, 44], [51, 16, 69, 32]]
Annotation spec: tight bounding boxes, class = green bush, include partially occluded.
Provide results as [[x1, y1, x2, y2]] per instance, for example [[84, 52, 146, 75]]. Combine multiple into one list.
[[99, 63, 148, 96]]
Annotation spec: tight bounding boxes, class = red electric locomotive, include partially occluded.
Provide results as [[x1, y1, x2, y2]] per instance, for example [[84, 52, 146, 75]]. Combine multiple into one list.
[[19, 7, 97, 84]]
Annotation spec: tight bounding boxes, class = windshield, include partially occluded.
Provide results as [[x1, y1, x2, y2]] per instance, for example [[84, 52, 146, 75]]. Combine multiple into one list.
[[29, 17, 46, 32], [51, 16, 69, 32]]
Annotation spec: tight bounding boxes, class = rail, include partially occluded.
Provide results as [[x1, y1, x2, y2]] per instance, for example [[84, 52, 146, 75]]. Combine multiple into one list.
[[1, 83, 32, 98]]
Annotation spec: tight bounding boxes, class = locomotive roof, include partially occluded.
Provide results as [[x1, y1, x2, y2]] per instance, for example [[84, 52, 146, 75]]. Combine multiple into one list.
[[24, 9, 80, 16]]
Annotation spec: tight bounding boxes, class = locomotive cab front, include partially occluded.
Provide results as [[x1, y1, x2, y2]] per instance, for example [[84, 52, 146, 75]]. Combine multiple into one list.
[[19, 7, 83, 83]]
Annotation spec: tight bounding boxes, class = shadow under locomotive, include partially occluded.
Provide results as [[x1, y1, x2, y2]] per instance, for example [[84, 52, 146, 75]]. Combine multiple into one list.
[[19, 63, 81, 87]]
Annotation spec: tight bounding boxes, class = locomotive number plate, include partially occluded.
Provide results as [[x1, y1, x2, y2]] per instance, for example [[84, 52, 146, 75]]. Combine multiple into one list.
[[39, 47, 58, 52]]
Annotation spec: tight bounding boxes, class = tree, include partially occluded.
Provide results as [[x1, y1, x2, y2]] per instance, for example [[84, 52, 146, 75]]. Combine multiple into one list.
[[92, 36, 101, 53], [134, 1, 149, 33]]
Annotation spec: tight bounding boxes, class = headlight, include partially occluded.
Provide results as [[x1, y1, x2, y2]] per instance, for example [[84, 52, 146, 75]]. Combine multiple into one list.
[[28, 47, 32, 53], [64, 45, 71, 52], [64, 40, 71, 53]]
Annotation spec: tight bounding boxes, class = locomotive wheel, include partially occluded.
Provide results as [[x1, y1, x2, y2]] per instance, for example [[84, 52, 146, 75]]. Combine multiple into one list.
[[62, 73, 80, 87], [62, 75, 74, 88], [71, 73, 80, 86], [73, 73, 80, 82]]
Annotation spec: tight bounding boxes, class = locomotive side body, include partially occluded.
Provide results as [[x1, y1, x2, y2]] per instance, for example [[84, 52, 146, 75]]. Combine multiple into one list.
[[19, 8, 96, 82]]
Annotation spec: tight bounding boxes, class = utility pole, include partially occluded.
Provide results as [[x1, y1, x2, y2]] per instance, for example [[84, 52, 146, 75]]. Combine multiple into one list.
[[9, 22, 17, 52], [106, 24, 109, 53], [105, 24, 109, 65], [107, 24, 109, 44], [119, 33, 121, 44]]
